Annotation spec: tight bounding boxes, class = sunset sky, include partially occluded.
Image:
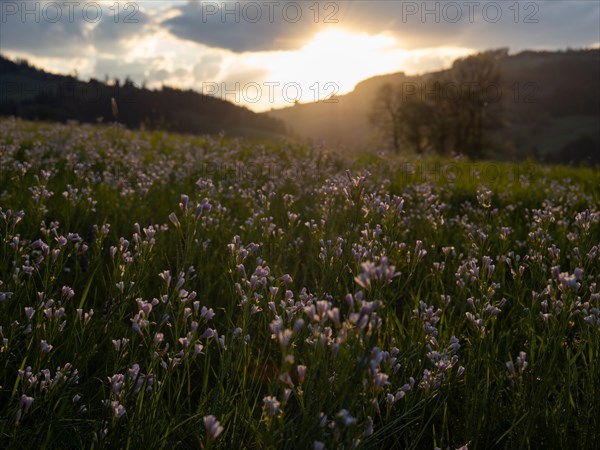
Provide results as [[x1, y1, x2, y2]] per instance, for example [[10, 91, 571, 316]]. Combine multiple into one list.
[[2, 0, 599, 111]]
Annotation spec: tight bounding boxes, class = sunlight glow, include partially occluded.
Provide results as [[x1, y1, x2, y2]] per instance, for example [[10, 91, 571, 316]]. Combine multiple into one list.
[[246, 29, 405, 103], [239, 28, 474, 111]]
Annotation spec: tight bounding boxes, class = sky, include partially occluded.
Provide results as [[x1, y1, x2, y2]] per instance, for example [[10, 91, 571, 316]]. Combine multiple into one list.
[[1, 0, 599, 111]]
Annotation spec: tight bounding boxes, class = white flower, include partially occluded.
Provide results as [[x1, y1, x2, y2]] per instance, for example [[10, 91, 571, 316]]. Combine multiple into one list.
[[203, 415, 224, 439], [262, 396, 280, 415]]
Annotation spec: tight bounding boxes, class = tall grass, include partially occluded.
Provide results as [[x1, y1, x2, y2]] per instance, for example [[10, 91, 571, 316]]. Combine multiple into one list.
[[0, 118, 598, 449]]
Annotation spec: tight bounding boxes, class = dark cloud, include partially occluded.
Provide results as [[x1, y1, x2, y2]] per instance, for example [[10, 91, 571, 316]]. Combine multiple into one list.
[[0, 1, 150, 56], [0, 1, 88, 56], [162, 0, 600, 53], [90, 6, 150, 50], [162, 1, 323, 52]]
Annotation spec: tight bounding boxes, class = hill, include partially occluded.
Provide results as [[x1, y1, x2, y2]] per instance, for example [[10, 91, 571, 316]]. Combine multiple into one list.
[[265, 49, 600, 163], [0, 55, 286, 139]]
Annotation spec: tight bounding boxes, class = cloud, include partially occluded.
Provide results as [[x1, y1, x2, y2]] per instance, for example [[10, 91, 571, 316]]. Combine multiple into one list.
[[162, 1, 323, 52], [193, 53, 224, 80], [337, 1, 600, 52], [0, 0, 597, 112], [93, 58, 151, 85], [89, 6, 151, 51], [0, 1, 89, 57], [0, 0, 151, 57], [161, 0, 600, 53]]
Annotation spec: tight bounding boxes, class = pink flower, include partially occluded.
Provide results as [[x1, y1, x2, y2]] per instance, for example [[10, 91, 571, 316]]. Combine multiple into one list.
[[296, 365, 307, 383]]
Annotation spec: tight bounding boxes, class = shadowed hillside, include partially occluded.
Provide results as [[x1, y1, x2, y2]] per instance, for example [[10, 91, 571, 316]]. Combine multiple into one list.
[[0, 55, 286, 139], [265, 49, 600, 163]]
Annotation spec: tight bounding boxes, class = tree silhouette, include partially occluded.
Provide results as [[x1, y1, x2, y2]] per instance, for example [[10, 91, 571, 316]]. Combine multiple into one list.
[[369, 83, 403, 153], [371, 50, 504, 158], [447, 51, 503, 158]]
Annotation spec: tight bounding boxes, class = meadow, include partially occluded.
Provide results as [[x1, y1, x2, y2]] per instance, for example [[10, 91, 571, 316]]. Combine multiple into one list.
[[0, 117, 599, 449]]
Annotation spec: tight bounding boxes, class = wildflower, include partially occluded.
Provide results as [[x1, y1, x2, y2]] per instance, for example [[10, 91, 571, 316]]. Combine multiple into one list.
[[364, 416, 374, 436], [373, 371, 389, 390], [168, 212, 180, 228], [179, 194, 189, 212], [196, 198, 212, 217], [476, 189, 492, 208], [336, 409, 357, 426], [111, 401, 126, 419], [354, 257, 399, 290], [262, 396, 280, 415], [203, 415, 224, 439], [16, 395, 34, 425], [386, 393, 395, 405], [293, 318, 304, 333], [277, 329, 293, 347], [158, 270, 172, 287], [557, 271, 581, 291], [201, 306, 215, 320], [20, 395, 34, 411], [282, 388, 292, 404], [109, 374, 125, 396], [296, 365, 307, 383], [516, 351, 528, 372], [112, 338, 130, 351], [153, 333, 164, 345], [507, 351, 528, 383], [178, 336, 190, 349], [24, 307, 35, 321], [40, 340, 53, 355], [61, 286, 75, 299]]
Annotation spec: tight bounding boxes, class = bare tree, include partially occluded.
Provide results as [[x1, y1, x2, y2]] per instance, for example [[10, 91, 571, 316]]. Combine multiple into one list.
[[447, 51, 503, 158], [369, 83, 403, 153], [370, 50, 504, 158]]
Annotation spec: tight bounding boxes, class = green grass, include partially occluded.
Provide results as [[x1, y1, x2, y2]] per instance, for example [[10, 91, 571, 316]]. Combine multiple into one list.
[[0, 118, 599, 449]]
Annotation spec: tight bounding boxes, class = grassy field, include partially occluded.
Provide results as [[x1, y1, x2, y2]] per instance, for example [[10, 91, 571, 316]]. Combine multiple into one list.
[[0, 118, 599, 449]]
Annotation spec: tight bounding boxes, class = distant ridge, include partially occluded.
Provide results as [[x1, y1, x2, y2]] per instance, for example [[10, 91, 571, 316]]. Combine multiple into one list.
[[265, 49, 600, 163], [0, 54, 287, 140]]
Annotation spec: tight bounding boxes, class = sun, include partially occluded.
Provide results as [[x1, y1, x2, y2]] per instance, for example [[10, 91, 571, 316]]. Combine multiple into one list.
[[244, 28, 407, 106], [279, 28, 404, 93], [238, 28, 474, 111]]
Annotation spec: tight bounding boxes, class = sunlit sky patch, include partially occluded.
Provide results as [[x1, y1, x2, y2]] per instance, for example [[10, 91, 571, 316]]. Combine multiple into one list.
[[1, 1, 598, 111]]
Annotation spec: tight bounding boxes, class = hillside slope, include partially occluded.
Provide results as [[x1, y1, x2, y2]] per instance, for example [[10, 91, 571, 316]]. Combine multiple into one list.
[[0, 55, 286, 139], [265, 49, 600, 162]]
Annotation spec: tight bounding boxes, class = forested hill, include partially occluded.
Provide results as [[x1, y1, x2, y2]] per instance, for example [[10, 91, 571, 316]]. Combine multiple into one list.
[[0, 55, 286, 139], [265, 49, 600, 163]]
